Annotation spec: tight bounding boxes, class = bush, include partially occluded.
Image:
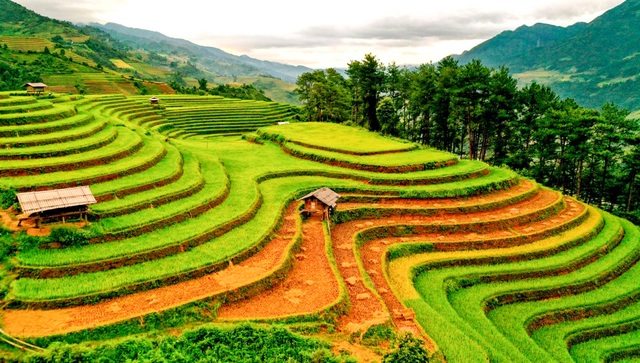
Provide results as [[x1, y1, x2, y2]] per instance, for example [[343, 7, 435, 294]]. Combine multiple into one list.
[[0, 188, 16, 209], [16, 232, 43, 251], [383, 333, 432, 363], [48, 226, 90, 248], [0, 227, 13, 260]]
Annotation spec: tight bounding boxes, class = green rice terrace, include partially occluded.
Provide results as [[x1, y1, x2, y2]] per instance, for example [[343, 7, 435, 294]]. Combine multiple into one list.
[[0, 92, 638, 362]]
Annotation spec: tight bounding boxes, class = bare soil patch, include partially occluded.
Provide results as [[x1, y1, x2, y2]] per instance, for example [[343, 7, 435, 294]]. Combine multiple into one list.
[[217, 216, 339, 319], [2, 205, 300, 337]]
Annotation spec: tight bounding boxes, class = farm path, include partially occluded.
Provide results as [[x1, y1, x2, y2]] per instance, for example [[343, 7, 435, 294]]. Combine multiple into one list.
[[217, 216, 339, 319], [2, 204, 300, 337]]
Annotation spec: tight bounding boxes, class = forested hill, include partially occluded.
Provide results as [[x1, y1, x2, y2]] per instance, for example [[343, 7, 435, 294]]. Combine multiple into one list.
[[452, 0, 640, 110], [0, 0, 302, 103], [92, 23, 313, 84]]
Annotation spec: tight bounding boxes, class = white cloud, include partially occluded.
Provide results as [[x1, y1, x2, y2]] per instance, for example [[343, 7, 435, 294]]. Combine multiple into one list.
[[12, 0, 626, 68]]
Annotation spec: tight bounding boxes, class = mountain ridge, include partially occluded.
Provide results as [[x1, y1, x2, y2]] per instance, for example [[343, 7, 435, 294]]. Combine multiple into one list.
[[92, 22, 312, 84], [451, 0, 640, 110]]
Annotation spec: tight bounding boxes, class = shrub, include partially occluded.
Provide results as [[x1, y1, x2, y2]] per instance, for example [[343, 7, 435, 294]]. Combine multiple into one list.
[[16, 232, 43, 252], [0, 227, 13, 260], [383, 333, 432, 363], [0, 188, 17, 209], [48, 226, 91, 248]]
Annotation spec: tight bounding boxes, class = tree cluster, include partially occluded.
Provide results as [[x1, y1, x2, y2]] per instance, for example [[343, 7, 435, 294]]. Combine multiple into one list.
[[169, 78, 272, 102], [295, 54, 640, 218]]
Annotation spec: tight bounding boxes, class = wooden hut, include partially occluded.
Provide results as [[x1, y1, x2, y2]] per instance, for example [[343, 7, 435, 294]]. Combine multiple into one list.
[[16, 186, 97, 227], [149, 96, 159, 106], [298, 187, 340, 220], [23, 83, 48, 95]]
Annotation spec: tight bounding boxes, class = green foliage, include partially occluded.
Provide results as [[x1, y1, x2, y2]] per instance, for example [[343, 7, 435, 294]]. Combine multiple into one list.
[[383, 333, 432, 363], [295, 68, 350, 122], [16, 232, 43, 252], [0, 226, 13, 261], [0, 188, 16, 209], [362, 324, 396, 347], [25, 324, 349, 363], [48, 226, 90, 248]]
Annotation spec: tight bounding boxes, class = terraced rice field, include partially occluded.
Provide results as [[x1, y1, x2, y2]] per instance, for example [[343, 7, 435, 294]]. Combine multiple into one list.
[[151, 95, 300, 138], [0, 93, 638, 362]]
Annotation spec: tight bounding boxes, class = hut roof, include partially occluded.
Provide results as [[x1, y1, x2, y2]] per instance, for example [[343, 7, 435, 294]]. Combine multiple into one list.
[[298, 187, 340, 208], [23, 83, 48, 88], [17, 186, 97, 215]]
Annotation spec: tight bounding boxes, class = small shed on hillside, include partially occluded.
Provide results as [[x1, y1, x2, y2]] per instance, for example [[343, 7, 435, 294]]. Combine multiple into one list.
[[298, 187, 340, 220], [23, 83, 48, 95], [16, 186, 97, 227], [149, 96, 159, 106]]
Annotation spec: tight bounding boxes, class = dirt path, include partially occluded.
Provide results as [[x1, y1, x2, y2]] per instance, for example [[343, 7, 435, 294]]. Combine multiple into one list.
[[2, 204, 300, 337], [331, 219, 390, 334], [217, 216, 339, 320]]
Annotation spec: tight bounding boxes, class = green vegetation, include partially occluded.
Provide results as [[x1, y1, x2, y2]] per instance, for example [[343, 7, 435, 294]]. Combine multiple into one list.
[[0, 1, 639, 361], [453, 1, 640, 111], [24, 324, 352, 363]]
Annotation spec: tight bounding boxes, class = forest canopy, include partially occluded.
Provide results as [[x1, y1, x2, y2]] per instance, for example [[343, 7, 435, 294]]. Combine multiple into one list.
[[295, 54, 640, 220]]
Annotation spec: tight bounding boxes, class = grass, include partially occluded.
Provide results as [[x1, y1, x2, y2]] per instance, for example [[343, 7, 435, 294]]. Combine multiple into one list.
[[3, 93, 639, 362], [11, 132, 513, 300], [388, 207, 604, 361], [0, 124, 116, 159], [90, 144, 182, 198], [282, 141, 457, 169], [90, 151, 203, 216], [0, 125, 140, 172], [259, 122, 417, 154], [0, 113, 94, 137], [94, 153, 226, 233], [0, 132, 166, 189]]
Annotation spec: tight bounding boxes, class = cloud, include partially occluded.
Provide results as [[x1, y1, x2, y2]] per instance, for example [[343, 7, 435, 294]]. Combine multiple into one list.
[[530, 0, 625, 22], [12, 0, 118, 23], [218, 11, 514, 53]]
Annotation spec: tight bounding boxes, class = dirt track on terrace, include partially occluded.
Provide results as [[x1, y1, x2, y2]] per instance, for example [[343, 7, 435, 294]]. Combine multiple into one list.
[[217, 216, 339, 319], [3, 179, 579, 347], [2, 204, 300, 337]]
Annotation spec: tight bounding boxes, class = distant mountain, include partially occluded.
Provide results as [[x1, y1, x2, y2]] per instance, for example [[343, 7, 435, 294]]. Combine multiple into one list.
[[454, 22, 587, 70], [93, 23, 313, 84], [0, 0, 304, 104], [452, 0, 640, 110]]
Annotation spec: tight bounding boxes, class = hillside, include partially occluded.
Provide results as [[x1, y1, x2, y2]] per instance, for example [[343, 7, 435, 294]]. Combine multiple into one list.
[[0, 0, 302, 104], [93, 22, 312, 84], [0, 93, 638, 362], [453, 0, 640, 110]]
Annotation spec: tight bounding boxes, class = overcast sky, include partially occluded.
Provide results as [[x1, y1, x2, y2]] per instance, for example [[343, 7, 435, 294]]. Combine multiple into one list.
[[13, 0, 625, 69]]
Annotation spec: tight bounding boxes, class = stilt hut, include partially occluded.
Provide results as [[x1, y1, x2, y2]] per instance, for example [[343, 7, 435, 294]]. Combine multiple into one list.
[[16, 186, 97, 227], [149, 96, 159, 106], [23, 83, 48, 95], [298, 187, 340, 220]]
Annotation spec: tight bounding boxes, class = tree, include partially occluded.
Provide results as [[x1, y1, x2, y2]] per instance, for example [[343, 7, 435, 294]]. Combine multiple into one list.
[[295, 69, 350, 122], [507, 82, 558, 171], [408, 63, 438, 145], [455, 59, 491, 160], [432, 56, 459, 152], [198, 78, 208, 91], [378, 97, 399, 136], [483, 66, 518, 164], [591, 102, 636, 208], [382, 333, 431, 363], [347, 54, 385, 131]]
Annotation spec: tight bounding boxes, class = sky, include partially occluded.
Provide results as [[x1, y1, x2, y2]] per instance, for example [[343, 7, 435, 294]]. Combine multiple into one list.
[[13, 0, 626, 69]]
